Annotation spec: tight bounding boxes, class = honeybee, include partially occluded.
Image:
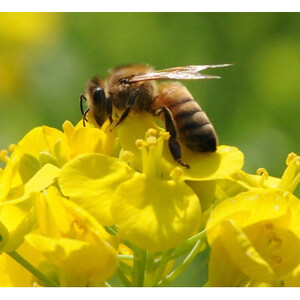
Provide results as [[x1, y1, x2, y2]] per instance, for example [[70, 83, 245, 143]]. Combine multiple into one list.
[[80, 64, 230, 168]]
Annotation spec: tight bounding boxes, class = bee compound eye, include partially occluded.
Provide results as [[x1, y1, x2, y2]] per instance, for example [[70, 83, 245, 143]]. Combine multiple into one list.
[[93, 87, 106, 104]]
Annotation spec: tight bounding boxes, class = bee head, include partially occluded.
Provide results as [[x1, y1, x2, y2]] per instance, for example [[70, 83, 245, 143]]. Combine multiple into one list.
[[92, 86, 106, 105]]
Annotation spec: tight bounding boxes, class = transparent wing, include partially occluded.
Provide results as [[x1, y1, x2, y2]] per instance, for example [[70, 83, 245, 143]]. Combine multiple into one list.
[[128, 64, 232, 83]]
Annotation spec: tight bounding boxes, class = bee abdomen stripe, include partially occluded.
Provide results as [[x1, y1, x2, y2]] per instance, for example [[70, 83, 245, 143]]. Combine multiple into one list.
[[179, 121, 210, 132], [174, 109, 200, 122], [168, 98, 193, 109]]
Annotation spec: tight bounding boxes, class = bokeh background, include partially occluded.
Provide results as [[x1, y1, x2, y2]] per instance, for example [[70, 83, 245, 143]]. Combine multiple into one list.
[[0, 12, 299, 285]]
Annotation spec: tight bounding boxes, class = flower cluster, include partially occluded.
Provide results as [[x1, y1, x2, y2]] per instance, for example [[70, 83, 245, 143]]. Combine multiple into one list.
[[0, 110, 298, 287]]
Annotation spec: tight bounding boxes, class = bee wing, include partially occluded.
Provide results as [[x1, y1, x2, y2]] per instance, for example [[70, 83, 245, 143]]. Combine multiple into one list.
[[128, 64, 232, 83]]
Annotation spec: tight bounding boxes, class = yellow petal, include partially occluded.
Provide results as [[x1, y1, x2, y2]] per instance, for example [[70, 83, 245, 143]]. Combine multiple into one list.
[[24, 163, 60, 196], [25, 234, 117, 286], [187, 180, 217, 212], [69, 127, 107, 157], [59, 153, 135, 225], [246, 223, 300, 277], [218, 219, 275, 282], [0, 155, 20, 202], [285, 263, 300, 286], [0, 220, 9, 254], [206, 189, 290, 244], [13, 127, 49, 158], [0, 242, 42, 287], [1, 163, 61, 205], [111, 173, 201, 251], [180, 145, 244, 181], [32, 188, 75, 238], [208, 241, 248, 287], [0, 203, 35, 252], [62, 120, 75, 141]]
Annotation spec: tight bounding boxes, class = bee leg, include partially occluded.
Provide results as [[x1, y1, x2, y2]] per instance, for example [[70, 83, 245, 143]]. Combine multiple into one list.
[[80, 94, 89, 125], [112, 89, 139, 129], [154, 106, 190, 169], [106, 96, 113, 124], [82, 107, 90, 127]]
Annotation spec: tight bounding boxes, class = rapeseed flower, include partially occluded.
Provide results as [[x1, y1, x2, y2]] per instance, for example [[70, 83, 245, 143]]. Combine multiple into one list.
[[58, 113, 243, 251], [206, 184, 300, 286], [1, 109, 285, 287], [25, 187, 118, 286]]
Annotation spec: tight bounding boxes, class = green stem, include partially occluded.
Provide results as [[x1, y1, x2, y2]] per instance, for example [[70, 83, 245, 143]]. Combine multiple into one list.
[[156, 239, 203, 287], [7, 251, 59, 287], [143, 251, 155, 287], [152, 249, 174, 285], [154, 230, 206, 267], [104, 225, 118, 235], [117, 266, 132, 287], [132, 247, 147, 286], [118, 260, 133, 278]]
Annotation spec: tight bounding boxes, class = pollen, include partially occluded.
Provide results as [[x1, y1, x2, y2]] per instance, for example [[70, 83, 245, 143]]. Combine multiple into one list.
[[286, 152, 299, 166], [270, 255, 282, 265], [278, 152, 300, 193], [0, 150, 9, 163], [145, 128, 158, 138], [265, 223, 274, 230], [170, 167, 183, 181], [256, 167, 269, 187], [8, 144, 16, 152], [146, 136, 157, 146], [135, 139, 147, 149], [159, 131, 170, 141]]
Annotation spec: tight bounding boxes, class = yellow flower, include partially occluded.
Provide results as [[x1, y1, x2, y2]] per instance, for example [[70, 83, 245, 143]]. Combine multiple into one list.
[[206, 188, 300, 286], [0, 119, 118, 256], [0, 111, 247, 285], [0, 120, 117, 202], [25, 186, 118, 287], [117, 113, 244, 180], [195, 152, 299, 217], [59, 128, 201, 251], [62, 120, 119, 159], [59, 113, 244, 251]]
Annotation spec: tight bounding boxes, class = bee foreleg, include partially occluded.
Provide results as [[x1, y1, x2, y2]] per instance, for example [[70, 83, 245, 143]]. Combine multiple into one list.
[[80, 94, 89, 126], [82, 107, 90, 127], [106, 96, 113, 124], [80, 94, 87, 115], [112, 89, 139, 129], [153, 106, 190, 169]]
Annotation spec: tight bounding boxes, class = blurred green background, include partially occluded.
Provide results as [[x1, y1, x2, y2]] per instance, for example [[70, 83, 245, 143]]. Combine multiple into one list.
[[0, 12, 299, 286]]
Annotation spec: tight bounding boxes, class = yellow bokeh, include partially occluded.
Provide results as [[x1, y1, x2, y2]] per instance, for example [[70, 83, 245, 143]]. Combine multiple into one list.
[[0, 13, 61, 95]]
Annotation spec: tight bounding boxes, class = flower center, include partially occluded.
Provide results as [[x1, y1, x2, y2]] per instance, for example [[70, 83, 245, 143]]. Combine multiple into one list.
[[135, 128, 170, 178]]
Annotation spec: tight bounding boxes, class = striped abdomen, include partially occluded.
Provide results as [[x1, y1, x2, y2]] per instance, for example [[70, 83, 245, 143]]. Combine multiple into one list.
[[155, 82, 218, 152]]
